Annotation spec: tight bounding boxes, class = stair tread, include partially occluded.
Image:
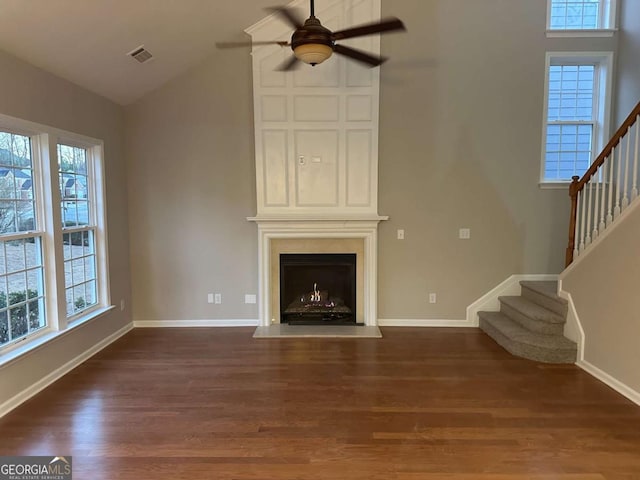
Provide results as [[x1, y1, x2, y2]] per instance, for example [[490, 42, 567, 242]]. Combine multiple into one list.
[[479, 311, 576, 351], [499, 296, 565, 324], [520, 281, 567, 304]]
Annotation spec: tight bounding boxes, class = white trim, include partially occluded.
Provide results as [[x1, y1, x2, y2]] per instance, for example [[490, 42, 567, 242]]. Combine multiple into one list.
[[558, 283, 639, 406], [133, 320, 259, 328], [546, 29, 616, 38], [0, 322, 132, 418], [556, 287, 585, 357], [378, 319, 472, 327], [577, 359, 640, 406], [466, 274, 559, 327]]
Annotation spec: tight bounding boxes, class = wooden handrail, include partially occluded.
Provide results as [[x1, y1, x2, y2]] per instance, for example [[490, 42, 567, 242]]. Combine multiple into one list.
[[566, 100, 640, 266], [576, 101, 640, 189]]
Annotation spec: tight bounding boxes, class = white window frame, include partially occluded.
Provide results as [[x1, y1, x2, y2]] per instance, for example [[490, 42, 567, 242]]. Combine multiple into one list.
[[57, 139, 109, 324], [546, 0, 617, 37], [540, 52, 614, 188], [0, 113, 111, 359]]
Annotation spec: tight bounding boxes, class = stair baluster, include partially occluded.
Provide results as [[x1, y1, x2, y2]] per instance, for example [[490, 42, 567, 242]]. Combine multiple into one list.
[[566, 100, 640, 266]]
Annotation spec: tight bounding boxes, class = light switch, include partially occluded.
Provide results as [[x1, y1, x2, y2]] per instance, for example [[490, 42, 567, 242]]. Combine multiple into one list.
[[397, 229, 405, 240]]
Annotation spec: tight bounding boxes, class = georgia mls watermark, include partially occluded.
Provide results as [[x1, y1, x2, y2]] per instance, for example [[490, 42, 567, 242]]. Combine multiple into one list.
[[0, 456, 72, 480]]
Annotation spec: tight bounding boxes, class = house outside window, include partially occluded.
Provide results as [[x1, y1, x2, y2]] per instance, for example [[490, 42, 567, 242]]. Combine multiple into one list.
[[540, 52, 613, 184], [0, 113, 110, 354]]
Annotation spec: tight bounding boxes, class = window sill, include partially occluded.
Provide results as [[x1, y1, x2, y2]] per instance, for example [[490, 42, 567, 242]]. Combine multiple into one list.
[[0, 305, 116, 369], [546, 29, 616, 38], [539, 182, 572, 190]]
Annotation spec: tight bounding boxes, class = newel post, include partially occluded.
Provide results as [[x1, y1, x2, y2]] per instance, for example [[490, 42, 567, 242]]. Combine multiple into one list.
[[566, 175, 581, 267]]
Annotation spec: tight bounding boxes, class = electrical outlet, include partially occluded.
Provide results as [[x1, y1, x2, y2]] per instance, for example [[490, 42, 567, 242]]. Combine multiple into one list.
[[429, 293, 437, 304], [245, 294, 257, 304], [214, 293, 222, 304], [459, 228, 471, 239], [397, 229, 405, 240], [207, 293, 214, 304]]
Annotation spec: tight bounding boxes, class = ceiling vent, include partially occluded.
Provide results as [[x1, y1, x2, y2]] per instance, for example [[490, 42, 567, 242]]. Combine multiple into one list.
[[128, 46, 153, 64]]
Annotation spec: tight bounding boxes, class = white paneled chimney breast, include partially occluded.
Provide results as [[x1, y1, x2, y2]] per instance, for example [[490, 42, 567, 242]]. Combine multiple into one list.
[[246, 0, 387, 326]]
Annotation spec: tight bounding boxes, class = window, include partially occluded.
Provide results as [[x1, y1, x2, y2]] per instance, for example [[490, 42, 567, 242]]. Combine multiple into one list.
[[0, 114, 109, 354], [547, 0, 617, 33], [541, 53, 613, 184], [58, 144, 97, 317], [0, 132, 46, 347]]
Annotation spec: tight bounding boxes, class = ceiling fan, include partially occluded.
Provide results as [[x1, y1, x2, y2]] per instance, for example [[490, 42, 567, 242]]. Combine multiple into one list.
[[216, 0, 406, 70]]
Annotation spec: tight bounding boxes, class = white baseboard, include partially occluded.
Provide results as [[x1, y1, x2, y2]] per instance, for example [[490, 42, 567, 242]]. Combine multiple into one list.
[[0, 322, 133, 418], [556, 288, 585, 358], [577, 359, 640, 406], [378, 319, 472, 327], [133, 319, 259, 328], [466, 274, 559, 326]]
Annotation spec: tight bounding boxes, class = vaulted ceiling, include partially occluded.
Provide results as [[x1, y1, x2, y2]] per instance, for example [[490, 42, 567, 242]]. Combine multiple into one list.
[[0, 0, 281, 105]]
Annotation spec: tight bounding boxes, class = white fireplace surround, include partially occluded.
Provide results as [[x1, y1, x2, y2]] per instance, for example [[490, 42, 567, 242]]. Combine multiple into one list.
[[249, 216, 387, 326]]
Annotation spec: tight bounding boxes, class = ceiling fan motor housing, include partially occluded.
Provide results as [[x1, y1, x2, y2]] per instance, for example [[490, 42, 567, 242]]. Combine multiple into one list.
[[292, 17, 334, 65]]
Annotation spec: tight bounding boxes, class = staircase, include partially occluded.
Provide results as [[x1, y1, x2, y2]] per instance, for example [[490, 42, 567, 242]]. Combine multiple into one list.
[[478, 281, 577, 364]]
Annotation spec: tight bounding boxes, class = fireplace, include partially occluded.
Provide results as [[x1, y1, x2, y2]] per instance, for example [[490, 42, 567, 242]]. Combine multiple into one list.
[[280, 253, 357, 325], [249, 218, 386, 326]]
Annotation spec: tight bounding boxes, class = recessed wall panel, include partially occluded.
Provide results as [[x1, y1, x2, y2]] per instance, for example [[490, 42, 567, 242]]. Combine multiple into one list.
[[294, 96, 340, 122], [261, 96, 288, 122], [295, 130, 339, 206], [346, 130, 372, 206], [262, 130, 289, 206], [347, 95, 373, 121]]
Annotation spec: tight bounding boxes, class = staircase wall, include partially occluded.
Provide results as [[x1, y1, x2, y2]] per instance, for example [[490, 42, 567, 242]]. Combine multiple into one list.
[[560, 201, 640, 401]]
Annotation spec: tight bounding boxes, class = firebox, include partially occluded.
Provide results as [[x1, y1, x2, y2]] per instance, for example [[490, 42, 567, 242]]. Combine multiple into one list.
[[279, 253, 357, 325]]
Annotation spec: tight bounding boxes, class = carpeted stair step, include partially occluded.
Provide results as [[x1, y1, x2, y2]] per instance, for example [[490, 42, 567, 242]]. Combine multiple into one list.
[[498, 295, 565, 335], [520, 280, 568, 317], [479, 311, 577, 364]]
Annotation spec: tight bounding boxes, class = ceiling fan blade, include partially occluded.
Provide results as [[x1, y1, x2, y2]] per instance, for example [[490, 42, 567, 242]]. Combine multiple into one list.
[[332, 17, 406, 41], [216, 40, 289, 49], [276, 55, 301, 71], [266, 6, 304, 29], [333, 44, 387, 67]]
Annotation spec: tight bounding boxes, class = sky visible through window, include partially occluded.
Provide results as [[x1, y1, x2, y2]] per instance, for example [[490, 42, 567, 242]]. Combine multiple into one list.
[[550, 0, 600, 29], [545, 65, 596, 180]]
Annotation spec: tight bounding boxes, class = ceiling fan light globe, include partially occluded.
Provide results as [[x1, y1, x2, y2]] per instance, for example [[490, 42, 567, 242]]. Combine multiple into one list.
[[293, 43, 333, 65]]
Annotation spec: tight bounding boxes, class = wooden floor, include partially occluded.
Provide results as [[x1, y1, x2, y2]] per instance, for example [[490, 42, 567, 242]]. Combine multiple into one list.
[[1, 327, 640, 480]]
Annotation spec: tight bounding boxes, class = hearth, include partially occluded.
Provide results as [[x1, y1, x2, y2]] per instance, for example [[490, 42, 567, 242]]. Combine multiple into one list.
[[279, 253, 356, 325]]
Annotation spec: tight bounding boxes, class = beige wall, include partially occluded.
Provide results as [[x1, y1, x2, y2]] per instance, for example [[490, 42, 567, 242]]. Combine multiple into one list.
[[615, 0, 640, 124], [125, 0, 620, 323], [0, 49, 131, 406], [561, 204, 640, 394], [125, 50, 258, 321]]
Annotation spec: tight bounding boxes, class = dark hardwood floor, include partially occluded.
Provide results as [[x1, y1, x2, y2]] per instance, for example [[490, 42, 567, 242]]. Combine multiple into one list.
[[1, 327, 640, 479]]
